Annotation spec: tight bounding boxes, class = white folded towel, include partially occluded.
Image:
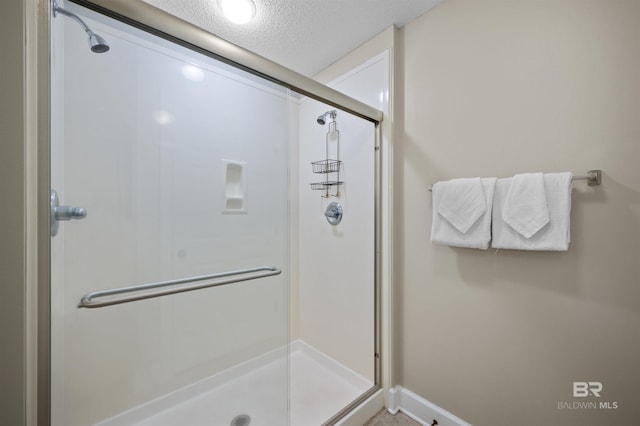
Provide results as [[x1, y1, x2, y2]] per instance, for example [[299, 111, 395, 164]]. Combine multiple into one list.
[[502, 173, 550, 238], [431, 177, 497, 250], [438, 177, 487, 233], [492, 172, 573, 251]]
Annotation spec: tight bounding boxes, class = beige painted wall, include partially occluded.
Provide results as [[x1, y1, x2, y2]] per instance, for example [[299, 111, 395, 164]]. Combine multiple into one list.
[[0, 0, 26, 425], [398, 1, 640, 425]]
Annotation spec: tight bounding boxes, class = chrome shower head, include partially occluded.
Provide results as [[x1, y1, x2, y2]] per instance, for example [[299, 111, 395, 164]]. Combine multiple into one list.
[[53, 0, 110, 54], [317, 110, 337, 125], [88, 33, 110, 53]]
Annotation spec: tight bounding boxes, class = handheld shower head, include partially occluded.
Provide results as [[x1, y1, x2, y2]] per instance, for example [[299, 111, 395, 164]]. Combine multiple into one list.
[[53, 0, 110, 54], [316, 110, 337, 125]]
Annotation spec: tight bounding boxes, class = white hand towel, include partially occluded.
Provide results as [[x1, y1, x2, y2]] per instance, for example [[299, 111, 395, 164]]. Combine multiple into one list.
[[437, 177, 487, 233], [502, 172, 550, 238], [492, 172, 573, 251], [431, 177, 497, 250]]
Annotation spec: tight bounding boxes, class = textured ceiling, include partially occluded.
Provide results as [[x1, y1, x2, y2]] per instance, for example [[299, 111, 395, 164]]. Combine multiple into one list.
[[141, 0, 443, 76]]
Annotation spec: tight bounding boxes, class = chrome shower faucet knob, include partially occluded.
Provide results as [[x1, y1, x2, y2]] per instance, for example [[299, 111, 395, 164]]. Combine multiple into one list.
[[50, 189, 87, 236], [324, 202, 343, 225]]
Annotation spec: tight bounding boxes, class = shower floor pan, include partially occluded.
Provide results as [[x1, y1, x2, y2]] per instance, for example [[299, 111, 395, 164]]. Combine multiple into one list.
[[97, 340, 372, 426]]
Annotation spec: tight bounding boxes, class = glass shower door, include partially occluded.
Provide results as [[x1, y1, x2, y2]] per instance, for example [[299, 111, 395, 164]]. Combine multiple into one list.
[[50, 4, 290, 425]]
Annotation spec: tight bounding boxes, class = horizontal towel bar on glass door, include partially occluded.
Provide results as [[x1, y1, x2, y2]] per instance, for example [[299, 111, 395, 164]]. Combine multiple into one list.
[[78, 266, 282, 309]]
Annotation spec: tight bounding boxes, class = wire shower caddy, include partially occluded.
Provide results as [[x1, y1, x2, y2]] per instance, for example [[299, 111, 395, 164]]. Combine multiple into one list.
[[310, 112, 343, 197]]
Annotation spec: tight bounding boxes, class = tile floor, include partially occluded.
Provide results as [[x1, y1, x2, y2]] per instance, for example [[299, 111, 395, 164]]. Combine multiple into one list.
[[364, 409, 422, 426]]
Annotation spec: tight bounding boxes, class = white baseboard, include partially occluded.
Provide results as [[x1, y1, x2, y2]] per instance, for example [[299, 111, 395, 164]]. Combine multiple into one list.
[[387, 386, 472, 426]]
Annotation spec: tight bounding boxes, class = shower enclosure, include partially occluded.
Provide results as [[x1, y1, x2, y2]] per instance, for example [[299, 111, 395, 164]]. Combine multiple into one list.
[[47, 1, 383, 425]]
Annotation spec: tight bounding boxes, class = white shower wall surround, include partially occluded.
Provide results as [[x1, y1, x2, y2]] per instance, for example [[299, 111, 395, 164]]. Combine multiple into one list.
[[296, 54, 388, 380], [297, 101, 376, 383], [52, 8, 290, 425]]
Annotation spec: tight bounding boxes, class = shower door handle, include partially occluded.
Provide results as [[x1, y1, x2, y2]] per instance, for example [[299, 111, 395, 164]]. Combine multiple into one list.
[[51, 189, 87, 236]]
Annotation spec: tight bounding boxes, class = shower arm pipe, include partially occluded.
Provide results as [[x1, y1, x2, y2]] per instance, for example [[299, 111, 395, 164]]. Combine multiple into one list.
[[78, 266, 282, 308], [53, 0, 94, 36], [67, 0, 383, 124]]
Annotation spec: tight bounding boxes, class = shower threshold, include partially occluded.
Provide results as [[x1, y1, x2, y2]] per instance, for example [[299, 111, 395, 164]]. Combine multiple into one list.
[[96, 340, 373, 426]]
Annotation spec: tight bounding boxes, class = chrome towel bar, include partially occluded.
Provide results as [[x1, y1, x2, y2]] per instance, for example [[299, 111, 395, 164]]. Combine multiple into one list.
[[428, 169, 602, 192], [78, 266, 282, 309], [572, 169, 602, 186]]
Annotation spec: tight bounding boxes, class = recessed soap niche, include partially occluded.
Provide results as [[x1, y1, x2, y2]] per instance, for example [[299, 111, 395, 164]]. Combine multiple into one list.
[[222, 159, 247, 214]]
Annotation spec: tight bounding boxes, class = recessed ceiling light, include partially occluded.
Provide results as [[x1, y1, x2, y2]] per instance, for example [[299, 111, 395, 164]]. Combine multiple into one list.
[[218, 0, 256, 25]]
